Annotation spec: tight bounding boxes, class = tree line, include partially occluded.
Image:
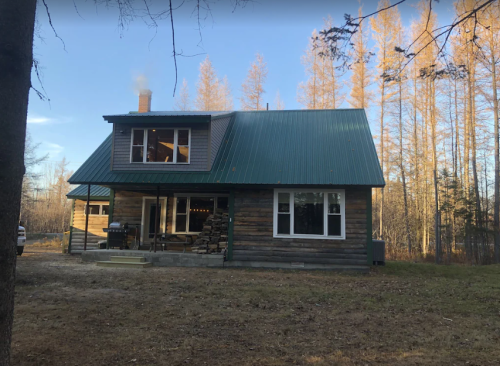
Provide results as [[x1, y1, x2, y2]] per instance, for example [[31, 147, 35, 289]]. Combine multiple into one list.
[[20, 134, 73, 234], [176, 0, 500, 265]]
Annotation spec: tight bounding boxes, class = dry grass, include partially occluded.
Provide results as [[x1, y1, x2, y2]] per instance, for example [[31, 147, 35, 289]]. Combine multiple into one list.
[[12, 245, 500, 365]]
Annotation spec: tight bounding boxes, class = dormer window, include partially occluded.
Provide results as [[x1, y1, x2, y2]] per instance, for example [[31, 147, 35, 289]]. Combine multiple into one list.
[[130, 128, 190, 164]]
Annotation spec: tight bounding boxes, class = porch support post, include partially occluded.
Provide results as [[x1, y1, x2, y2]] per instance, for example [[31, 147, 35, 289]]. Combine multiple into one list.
[[153, 186, 160, 253], [68, 199, 75, 254], [366, 188, 373, 266], [227, 189, 235, 261], [107, 189, 115, 250], [84, 184, 90, 251]]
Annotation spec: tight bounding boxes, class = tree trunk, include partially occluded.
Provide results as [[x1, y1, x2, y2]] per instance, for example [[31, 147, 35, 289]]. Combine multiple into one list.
[[398, 79, 411, 256], [379, 81, 385, 241], [0, 1, 37, 365], [491, 42, 500, 264]]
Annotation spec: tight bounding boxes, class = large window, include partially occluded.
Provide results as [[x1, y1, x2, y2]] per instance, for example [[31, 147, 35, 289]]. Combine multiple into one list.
[[131, 128, 190, 164], [273, 189, 345, 239], [174, 194, 229, 234]]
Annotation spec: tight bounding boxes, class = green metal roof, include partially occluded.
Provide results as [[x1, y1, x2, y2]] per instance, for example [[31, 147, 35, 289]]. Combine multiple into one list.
[[67, 185, 110, 200], [69, 109, 385, 187]]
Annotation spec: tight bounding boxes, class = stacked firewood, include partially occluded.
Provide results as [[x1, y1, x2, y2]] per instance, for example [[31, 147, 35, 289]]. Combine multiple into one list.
[[191, 210, 229, 254]]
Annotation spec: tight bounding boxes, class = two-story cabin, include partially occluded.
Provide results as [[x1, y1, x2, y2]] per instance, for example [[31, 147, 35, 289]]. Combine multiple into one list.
[[67, 90, 384, 270]]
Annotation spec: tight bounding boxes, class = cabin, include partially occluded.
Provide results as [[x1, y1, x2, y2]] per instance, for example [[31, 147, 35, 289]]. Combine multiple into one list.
[[67, 90, 385, 271]]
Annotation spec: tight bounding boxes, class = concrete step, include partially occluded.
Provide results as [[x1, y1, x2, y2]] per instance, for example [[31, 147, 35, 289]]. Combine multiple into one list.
[[96, 261, 153, 268], [110, 256, 145, 263]]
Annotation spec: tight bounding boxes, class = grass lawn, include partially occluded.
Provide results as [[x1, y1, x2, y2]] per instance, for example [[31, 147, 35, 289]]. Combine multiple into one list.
[[12, 246, 500, 365]]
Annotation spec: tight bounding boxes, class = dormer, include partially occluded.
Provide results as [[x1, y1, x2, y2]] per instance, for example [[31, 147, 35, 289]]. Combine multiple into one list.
[[105, 90, 232, 172]]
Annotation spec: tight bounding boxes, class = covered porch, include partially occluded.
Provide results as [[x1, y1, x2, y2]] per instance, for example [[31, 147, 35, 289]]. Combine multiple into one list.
[[72, 184, 235, 259]]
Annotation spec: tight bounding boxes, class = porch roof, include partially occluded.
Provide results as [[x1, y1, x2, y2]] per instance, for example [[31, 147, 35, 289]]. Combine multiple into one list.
[[69, 109, 385, 187], [67, 185, 110, 200]]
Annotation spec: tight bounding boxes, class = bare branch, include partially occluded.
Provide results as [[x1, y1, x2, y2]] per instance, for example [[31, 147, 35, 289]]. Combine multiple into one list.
[[169, 0, 178, 97], [42, 0, 66, 51]]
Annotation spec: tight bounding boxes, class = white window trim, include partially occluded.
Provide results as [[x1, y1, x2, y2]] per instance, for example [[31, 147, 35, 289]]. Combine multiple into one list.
[[84, 203, 109, 216], [172, 193, 229, 235], [273, 188, 345, 240], [140, 196, 168, 244], [130, 128, 191, 164]]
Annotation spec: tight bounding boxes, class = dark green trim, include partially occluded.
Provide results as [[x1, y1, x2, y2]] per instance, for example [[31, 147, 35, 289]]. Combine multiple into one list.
[[104, 116, 211, 124], [68, 226, 73, 254], [67, 196, 109, 200], [227, 190, 235, 261], [107, 189, 115, 249], [68, 199, 75, 253], [366, 188, 373, 266], [108, 189, 115, 225]]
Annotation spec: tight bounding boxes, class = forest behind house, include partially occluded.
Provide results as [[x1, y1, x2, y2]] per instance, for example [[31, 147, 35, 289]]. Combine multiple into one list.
[[24, 0, 500, 265]]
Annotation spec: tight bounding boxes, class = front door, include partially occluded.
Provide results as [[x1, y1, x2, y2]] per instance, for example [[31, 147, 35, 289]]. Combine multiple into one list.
[[142, 198, 167, 243]]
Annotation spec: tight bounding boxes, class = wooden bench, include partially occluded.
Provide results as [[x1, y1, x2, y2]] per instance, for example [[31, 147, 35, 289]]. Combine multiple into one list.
[[150, 234, 194, 252]]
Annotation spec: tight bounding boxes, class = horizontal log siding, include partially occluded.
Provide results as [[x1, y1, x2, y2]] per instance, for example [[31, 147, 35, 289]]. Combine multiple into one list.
[[112, 123, 209, 171], [113, 190, 174, 233], [72, 199, 108, 245], [233, 188, 368, 250], [209, 116, 231, 169], [112, 190, 148, 226]]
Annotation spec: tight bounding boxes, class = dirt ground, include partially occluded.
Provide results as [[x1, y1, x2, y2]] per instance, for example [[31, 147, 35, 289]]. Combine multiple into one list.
[[11, 245, 500, 366]]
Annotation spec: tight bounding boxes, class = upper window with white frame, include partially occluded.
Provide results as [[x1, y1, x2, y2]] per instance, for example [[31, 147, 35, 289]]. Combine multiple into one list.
[[273, 189, 345, 239], [131, 128, 190, 164]]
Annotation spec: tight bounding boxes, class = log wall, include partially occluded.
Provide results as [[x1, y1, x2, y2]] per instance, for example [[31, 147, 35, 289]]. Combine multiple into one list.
[[113, 190, 175, 234], [71, 199, 108, 248], [232, 189, 368, 263]]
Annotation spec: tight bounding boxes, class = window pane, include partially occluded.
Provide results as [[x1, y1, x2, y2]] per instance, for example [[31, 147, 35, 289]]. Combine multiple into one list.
[[147, 129, 174, 162], [176, 215, 186, 233], [176, 146, 189, 163], [293, 192, 324, 235], [328, 193, 341, 214], [217, 197, 229, 212], [132, 130, 144, 145], [277, 213, 290, 234], [176, 197, 187, 214], [87, 205, 100, 215], [328, 215, 341, 236], [178, 130, 189, 145], [132, 146, 143, 162], [102, 205, 109, 215], [278, 192, 290, 213], [189, 197, 214, 232]]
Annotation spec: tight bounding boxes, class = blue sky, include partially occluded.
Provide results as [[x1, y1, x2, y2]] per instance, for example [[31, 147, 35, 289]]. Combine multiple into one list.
[[28, 0, 456, 173]]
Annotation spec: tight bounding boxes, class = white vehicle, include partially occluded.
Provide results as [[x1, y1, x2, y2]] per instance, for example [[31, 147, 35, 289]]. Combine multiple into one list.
[[17, 225, 26, 256]]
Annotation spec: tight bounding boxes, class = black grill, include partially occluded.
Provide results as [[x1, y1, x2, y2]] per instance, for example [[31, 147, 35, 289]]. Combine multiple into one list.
[[103, 223, 130, 249]]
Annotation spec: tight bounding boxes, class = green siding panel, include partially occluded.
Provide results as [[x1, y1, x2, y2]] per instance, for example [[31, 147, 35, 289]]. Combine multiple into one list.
[[69, 110, 385, 187]]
